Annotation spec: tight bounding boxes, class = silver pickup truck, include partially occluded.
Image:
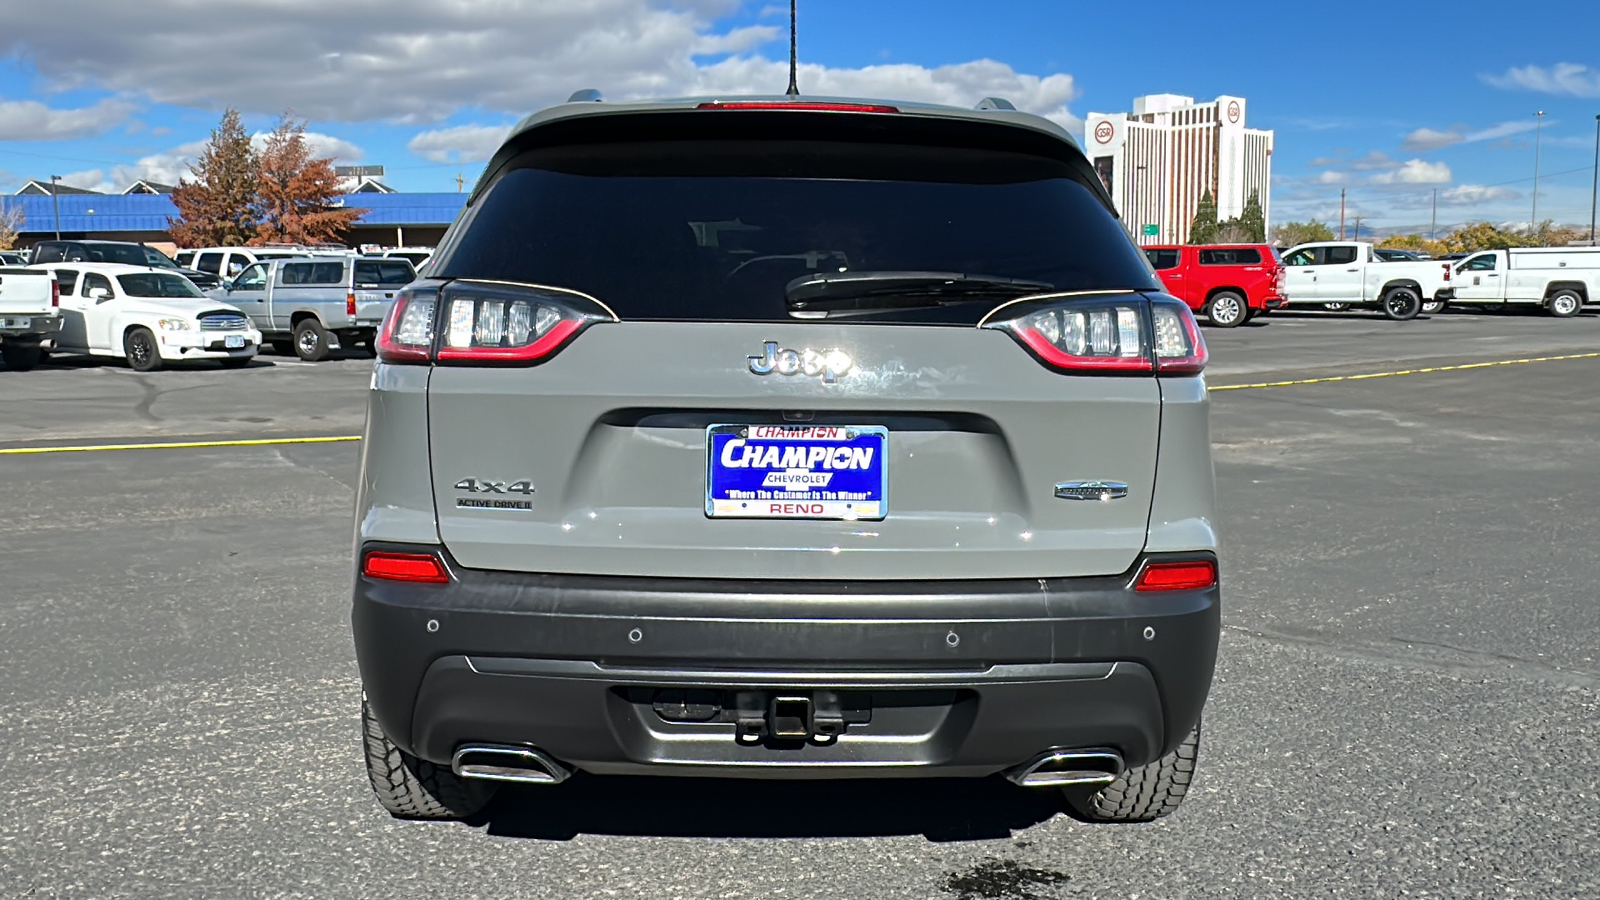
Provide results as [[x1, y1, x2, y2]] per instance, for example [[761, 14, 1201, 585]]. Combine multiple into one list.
[[210, 256, 415, 360]]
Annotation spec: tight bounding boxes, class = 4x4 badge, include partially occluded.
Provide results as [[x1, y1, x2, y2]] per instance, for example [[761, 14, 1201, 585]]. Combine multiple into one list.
[[748, 341, 855, 384]]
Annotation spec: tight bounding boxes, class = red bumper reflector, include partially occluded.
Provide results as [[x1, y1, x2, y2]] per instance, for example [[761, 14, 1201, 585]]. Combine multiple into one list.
[[1135, 560, 1216, 592], [696, 101, 900, 113], [363, 551, 449, 584]]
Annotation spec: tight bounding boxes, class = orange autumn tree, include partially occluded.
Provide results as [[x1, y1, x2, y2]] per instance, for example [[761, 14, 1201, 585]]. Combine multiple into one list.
[[251, 112, 363, 246]]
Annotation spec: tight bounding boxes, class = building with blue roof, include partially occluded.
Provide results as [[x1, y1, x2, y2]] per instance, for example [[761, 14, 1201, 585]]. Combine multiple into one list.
[[0, 191, 467, 249]]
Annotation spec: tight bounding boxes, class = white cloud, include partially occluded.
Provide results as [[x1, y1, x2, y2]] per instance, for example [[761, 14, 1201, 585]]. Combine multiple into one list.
[[1317, 171, 1346, 184], [407, 124, 513, 164], [95, 130, 362, 192], [1484, 63, 1600, 99], [57, 168, 115, 193], [0, 96, 134, 140], [1464, 120, 1541, 142], [1438, 184, 1519, 207], [1401, 127, 1463, 153], [1370, 159, 1451, 185], [0, 2, 1076, 127]]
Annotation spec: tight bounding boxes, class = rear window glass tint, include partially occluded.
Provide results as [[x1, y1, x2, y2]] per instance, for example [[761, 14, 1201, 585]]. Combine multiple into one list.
[[355, 260, 415, 286], [437, 140, 1156, 324], [195, 252, 224, 274], [1144, 249, 1181, 270], [33, 244, 66, 263], [280, 262, 345, 285], [1325, 246, 1358, 265], [53, 269, 80, 294], [117, 273, 203, 298], [1198, 248, 1262, 265]]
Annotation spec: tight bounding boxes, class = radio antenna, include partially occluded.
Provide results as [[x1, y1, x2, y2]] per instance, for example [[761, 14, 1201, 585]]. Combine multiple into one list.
[[786, 0, 799, 96]]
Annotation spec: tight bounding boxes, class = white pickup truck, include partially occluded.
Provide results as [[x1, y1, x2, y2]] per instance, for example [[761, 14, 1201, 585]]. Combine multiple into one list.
[[0, 265, 61, 370], [1447, 247, 1599, 317], [1280, 241, 1454, 320]]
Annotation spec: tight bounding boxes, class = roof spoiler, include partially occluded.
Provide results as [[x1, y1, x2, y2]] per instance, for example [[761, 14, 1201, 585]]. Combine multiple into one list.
[[975, 97, 1016, 111], [567, 89, 604, 103]]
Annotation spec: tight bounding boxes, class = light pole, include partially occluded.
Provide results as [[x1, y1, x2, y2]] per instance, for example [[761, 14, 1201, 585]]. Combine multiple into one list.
[[1590, 114, 1599, 245], [49, 175, 61, 240], [1531, 111, 1545, 235]]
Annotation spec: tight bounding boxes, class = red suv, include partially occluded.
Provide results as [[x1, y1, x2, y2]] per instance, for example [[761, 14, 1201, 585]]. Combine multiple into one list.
[[1143, 244, 1286, 327]]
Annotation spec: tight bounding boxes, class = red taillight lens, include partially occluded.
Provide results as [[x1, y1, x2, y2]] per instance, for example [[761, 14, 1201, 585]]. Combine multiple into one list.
[[1442, 263, 1451, 282], [51, 279, 60, 308], [696, 101, 900, 113], [346, 291, 357, 317], [377, 282, 614, 366], [434, 281, 610, 365], [362, 551, 449, 584], [1134, 560, 1217, 592], [981, 295, 1206, 376], [376, 287, 436, 363]]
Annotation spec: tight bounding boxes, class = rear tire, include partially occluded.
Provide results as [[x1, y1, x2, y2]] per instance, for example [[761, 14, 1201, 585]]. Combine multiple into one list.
[[1065, 722, 1201, 823], [361, 697, 496, 820], [1381, 286, 1422, 321], [1205, 292, 1247, 328], [269, 339, 295, 356], [1548, 289, 1583, 318], [1322, 302, 1351, 311], [0, 341, 44, 372], [293, 319, 331, 362], [124, 327, 162, 372], [1422, 297, 1449, 314]]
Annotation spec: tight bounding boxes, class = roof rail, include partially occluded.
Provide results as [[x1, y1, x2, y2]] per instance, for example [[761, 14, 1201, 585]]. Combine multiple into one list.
[[975, 97, 1017, 111], [567, 89, 604, 103]]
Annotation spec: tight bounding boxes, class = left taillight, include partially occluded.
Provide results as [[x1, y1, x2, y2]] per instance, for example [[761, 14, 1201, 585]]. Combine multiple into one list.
[[346, 290, 357, 317], [981, 294, 1207, 376], [361, 550, 449, 584], [51, 279, 60, 308], [376, 281, 614, 366]]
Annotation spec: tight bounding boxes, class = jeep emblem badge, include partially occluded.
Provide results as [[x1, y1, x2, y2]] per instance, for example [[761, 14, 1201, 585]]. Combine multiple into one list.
[[747, 341, 854, 384]]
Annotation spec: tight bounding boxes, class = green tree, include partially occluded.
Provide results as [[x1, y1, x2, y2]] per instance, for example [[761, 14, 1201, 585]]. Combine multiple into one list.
[[1444, 221, 1517, 253], [1271, 219, 1335, 247], [169, 108, 258, 247], [1237, 190, 1266, 242], [1188, 190, 1219, 244], [252, 111, 364, 246]]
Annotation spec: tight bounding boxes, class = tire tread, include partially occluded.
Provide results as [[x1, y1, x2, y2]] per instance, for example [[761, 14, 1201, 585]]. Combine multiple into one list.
[[361, 698, 493, 820], [1068, 722, 1200, 823]]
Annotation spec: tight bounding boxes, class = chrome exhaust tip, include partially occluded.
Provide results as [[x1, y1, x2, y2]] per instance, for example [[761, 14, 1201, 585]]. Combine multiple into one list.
[[1005, 750, 1124, 788], [451, 745, 572, 785]]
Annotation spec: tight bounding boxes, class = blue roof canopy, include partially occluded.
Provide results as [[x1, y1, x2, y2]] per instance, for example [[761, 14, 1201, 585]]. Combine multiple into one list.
[[1, 192, 467, 235]]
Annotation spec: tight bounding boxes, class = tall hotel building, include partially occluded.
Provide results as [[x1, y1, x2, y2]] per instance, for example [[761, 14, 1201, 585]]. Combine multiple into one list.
[[1084, 94, 1273, 245]]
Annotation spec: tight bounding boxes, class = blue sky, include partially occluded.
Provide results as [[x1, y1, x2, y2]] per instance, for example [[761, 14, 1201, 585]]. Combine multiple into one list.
[[1, 0, 1597, 230]]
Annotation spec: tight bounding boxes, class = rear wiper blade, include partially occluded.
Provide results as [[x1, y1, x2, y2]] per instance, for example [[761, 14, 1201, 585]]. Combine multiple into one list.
[[785, 271, 1055, 317]]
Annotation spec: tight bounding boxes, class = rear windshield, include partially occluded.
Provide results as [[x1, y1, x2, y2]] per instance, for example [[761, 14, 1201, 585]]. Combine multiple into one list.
[[354, 259, 416, 286], [1198, 248, 1262, 265], [438, 140, 1157, 323], [118, 273, 204, 298]]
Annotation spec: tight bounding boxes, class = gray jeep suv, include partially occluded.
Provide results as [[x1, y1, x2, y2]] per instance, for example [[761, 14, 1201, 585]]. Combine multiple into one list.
[[353, 94, 1220, 824]]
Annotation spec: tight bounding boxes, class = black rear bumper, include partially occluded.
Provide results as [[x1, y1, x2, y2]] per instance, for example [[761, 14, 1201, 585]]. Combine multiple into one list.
[[352, 547, 1220, 778]]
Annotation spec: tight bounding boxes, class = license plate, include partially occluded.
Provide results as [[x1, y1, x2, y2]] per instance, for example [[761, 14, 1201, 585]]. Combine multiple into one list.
[[224, 334, 245, 349], [706, 425, 887, 519]]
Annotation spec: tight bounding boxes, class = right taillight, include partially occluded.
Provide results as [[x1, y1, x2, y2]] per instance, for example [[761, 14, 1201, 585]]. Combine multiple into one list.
[[981, 294, 1206, 376], [51, 279, 60, 308], [376, 280, 614, 366], [1135, 559, 1217, 592]]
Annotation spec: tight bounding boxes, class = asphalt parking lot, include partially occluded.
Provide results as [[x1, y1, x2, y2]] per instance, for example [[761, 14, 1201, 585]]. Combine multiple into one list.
[[3, 309, 1599, 898]]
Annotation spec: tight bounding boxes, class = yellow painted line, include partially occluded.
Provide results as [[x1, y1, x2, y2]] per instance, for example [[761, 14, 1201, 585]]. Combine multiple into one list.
[[0, 435, 362, 455], [1210, 351, 1600, 392]]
